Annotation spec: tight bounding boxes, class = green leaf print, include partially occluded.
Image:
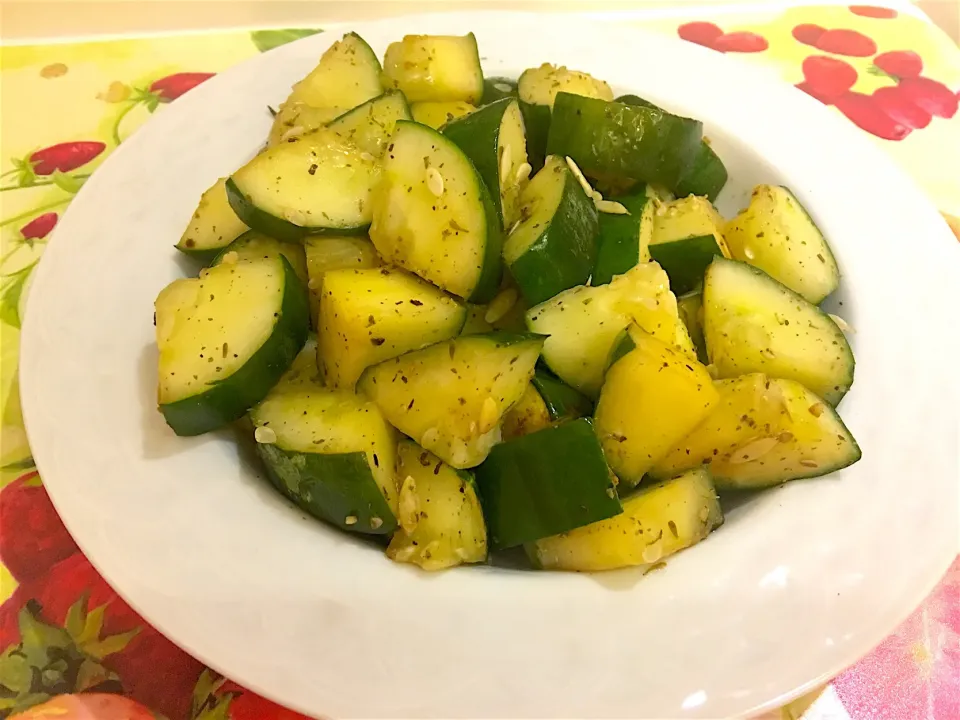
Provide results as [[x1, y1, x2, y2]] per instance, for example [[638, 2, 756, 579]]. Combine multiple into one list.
[[250, 28, 324, 53]]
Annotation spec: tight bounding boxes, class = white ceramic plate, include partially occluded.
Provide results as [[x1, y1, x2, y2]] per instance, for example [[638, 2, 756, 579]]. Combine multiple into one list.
[[20, 13, 960, 719]]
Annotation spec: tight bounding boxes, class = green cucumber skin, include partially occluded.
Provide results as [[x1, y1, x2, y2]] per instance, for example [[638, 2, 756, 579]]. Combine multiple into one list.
[[475, 417, 622, 550], [225, 177, 369, 243], [675, 142, 728, 203], [548, 93, 702, 191], [616, 94, 726, 201], [648, 233, 725, 296], [467, 178, 505, 304], [159, 257, 310, 436], [519, 101, 551, 173], [591, 186, 652, 286], [531, 369, 593, 420], [508, 170, 599, 307], [257, 444, 397, 535], [481, 77, 519, 105], [176, 246, 225, 264], [442, 98, 517, 227], [615, 94, 658, 110]]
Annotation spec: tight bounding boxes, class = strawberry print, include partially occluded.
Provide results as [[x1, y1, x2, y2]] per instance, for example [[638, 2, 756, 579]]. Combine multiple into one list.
[[792, 23, 827, 47], [9, 693, 158, 720], [677, 22, 724, 49], [873, 50, 924, 79], [18, 213, 58, 241], [6, 554, 204, 720], [848, 5, 898, 19], [897, 77, 958, 119], [872, 86, 932, 129], [0, 471, 78, 582], [802, 56, 858, 100], [834, 91, 911, 140], [149, 72, 215, 101], [676, 24, 768, 54], [814, 28, 878, 57]]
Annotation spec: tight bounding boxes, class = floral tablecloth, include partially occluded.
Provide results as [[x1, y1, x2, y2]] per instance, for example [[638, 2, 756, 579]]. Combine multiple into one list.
[[0, 4, 958, 719]]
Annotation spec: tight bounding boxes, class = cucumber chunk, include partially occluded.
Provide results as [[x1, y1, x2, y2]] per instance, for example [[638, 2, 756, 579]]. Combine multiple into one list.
[[481, 77, 518, 105], [616, 94, 727, 201], [228, 128, 380, 241], [651, 374, 861, 490], [410, 101, 476, 130], [304, 236, 380, 325], [675, 140, 728, 203], [724, 185, 839, 303], [501, 383, 553, 440], [591, 185, 658, 286], [212, 230, 307, 284], [504, 156, 598, 305], [547, 93, 703, 192], [531, 368, 593, 421], [475, 418, 623, 550], [649, 196, 730, 295], [595, 328, 718, 485], [358, 333, 544, 469], [326, 90, 412, 158], [317, 267, 466, 389], [519, 102, 551, 174], [388, 440, 487, 570], [175, 178, 248, 261], [285, 32, 383, 110], [382, 34, 484, 103], [443, 98, 529, 229], [532, 467, 722, 572], [251, 380, 398, 535], [369, 120, 501, 302], [156, 256, 309, 436], [677, 291, 708, 364], [501, 369, 592, 440], [518, 64, 613, 108], [526, 262, 682, 397], [703, 257, 854, 405], [268, 104, 343, 147]]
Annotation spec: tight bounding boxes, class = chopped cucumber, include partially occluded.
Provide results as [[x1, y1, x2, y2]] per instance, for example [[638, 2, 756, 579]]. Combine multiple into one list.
[[475, 418, 622, 550], [703, 257, 854, 405], [304, 235, 380, 325], [519, 102, 551, 174], [251, 381, 398, 535], [531, 368, 593, 421], [518, 64, 613, 108], [369, 120, 501, 302], [677, 291, 708, 364], [504, 156, 598, 305], [212, 230, 307, 284], [317, 267, 466, 389], [532, 467, 722, 572], [326, 90, 412, 158], [616, 94, 727, 201], [526, 262, 682, 396], [228, 128, 380, 241], [358, 333, 544, 468], [675, 140, 728, 202], [591, 185, 658, 286], [388, 440, 487, 570], [156, 256, 309, 436], [501, 383, 553, 440], [724, 185, 839, 303], [175, 178, 248, 261], [481, 77, 518, 105], [443, 98, 529, 229], [382, 34, 484, 103], [285, 32, 382, 110], [649, 196, 730, 295], [547, 93, 703, 192], [268, 104, 343, 147], [411, 101, 476, 129], [595, 328, 718, 485], [651, 374, 861, 490]]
